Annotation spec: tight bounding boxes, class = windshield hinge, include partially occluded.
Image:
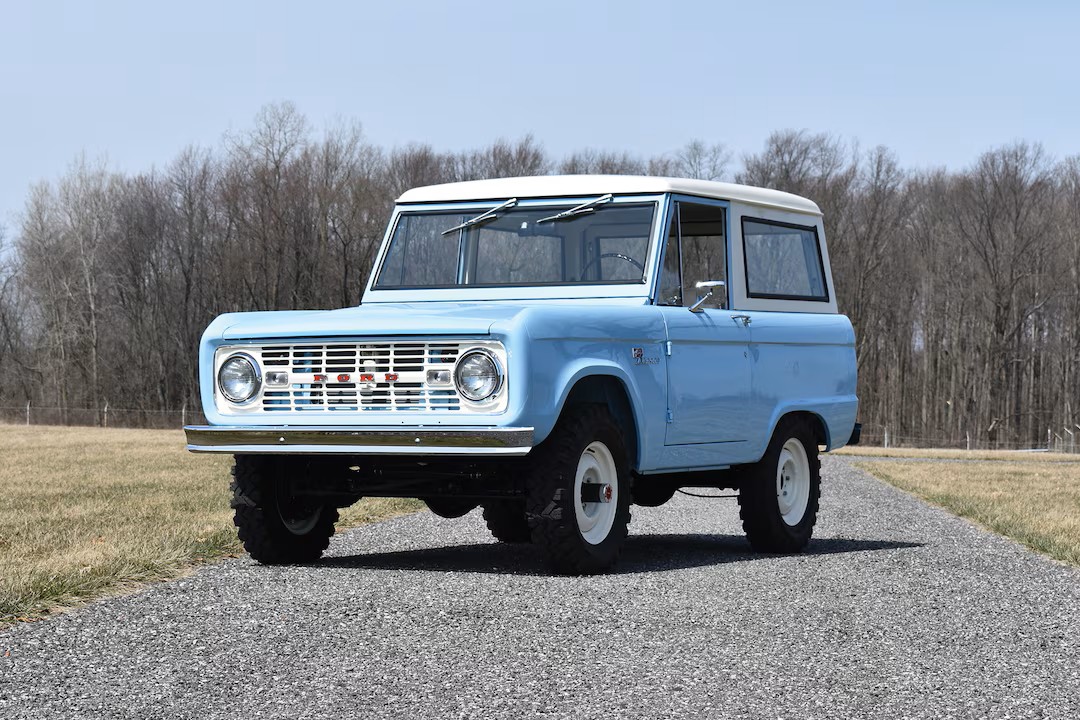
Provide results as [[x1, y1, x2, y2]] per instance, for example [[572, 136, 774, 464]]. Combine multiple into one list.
[[665, 341, 672, 356]]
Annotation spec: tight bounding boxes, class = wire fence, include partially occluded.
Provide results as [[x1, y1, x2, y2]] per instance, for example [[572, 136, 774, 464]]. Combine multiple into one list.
[[860, 423, 1080, 454], [0, 404, 207, 430]]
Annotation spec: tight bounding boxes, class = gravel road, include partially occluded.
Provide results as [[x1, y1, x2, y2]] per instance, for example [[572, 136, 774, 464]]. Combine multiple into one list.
[[2, 457, 1078, 719]]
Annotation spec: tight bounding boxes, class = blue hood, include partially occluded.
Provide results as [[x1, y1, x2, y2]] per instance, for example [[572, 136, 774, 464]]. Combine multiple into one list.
[[218, 303, 530, 340]]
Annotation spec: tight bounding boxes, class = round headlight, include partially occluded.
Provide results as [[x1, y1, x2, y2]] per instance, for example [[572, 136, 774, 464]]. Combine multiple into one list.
[[454, 351, 502, 402], [218, 354, 261, 403]]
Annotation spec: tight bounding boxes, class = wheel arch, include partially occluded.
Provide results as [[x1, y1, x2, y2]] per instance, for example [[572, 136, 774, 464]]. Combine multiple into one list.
[[766, 409, 829, 452], [553, 371, 642, 470]]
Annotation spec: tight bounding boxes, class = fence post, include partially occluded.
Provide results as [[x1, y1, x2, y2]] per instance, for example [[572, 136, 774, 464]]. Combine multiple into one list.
[[103, 402, 109, 428], [1048, 428, 1052, 451], [25, 401, 30, 426], [884, 427, 889, 449], [181, 401, 187, 429], [966, 431, 971, 451]]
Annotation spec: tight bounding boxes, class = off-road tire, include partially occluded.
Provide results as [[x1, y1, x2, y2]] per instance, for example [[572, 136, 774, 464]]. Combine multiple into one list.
[[526, 404, 632, 574], [481, 500, 531, 543], [738, 417, 820, 553], [230, 455, 339, 565]]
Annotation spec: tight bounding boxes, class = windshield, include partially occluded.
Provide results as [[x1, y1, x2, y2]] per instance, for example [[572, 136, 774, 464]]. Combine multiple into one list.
[[374, 201, 656, 289]]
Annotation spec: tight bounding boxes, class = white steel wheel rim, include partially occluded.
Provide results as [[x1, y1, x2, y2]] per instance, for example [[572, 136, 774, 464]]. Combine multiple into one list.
[[776, 438, 810, 526], [574, 441, 619, 545]]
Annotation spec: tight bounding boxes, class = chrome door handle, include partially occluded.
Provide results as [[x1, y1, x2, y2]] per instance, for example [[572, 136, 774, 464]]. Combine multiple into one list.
[[731, 314, 751, 326]]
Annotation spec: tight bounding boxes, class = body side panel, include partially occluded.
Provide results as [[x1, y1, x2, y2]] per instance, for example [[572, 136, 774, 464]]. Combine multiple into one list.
[[742, 310, 859, 458]]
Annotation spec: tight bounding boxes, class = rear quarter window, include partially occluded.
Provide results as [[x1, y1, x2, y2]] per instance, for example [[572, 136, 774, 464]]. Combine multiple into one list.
[[741, 218, 829, 302]]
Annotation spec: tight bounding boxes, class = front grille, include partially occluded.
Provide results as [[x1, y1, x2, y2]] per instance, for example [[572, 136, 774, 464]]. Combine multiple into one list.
[[253, 341, 466, 412]]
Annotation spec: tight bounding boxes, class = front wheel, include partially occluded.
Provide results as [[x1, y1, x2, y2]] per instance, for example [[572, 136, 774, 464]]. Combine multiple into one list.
[[231, 456, 339, 564], [526, 405, 631, 574], [738, 417, 821, 553]]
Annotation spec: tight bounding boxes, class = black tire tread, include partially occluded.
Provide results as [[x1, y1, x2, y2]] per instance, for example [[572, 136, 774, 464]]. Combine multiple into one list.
[[481, 500, 531, 543], [525, 404, 631, 574], [230, 456, 338, 565], [738, 417, 821, 553]]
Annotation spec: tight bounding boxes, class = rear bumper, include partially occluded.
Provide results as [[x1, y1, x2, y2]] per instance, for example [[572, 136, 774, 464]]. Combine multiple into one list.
[[184, 425, 534, 456]]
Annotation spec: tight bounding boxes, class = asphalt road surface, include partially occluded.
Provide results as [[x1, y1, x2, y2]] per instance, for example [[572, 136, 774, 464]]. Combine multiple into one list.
[[2, 457, 1078, 719]]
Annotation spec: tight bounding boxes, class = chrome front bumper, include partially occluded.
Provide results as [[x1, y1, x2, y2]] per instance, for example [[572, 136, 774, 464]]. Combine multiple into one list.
[[184, 425, 534, 456]]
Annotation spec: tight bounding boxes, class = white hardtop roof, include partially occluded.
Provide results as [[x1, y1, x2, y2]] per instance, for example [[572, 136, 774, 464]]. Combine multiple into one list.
[[397, 175, 821, 216]]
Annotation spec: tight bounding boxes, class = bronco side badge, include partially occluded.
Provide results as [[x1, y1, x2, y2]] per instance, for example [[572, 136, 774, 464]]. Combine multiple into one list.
[[632, 347, 659, 366]]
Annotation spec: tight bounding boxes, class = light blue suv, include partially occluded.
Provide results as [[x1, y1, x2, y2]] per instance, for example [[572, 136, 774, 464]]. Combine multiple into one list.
[[186, 176, 860, 574]]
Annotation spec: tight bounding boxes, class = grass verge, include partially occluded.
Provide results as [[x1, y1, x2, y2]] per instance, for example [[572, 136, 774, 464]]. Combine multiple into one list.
[[0, 424, 421, 626], [853, 455, 1080, 567], [837, 446, 1080, 462]]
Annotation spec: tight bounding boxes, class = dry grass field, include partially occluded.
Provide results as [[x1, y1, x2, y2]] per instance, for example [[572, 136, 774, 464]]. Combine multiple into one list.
[[0, 425, 420, 624], [844, 448, 1080, 567], [836, 446, 1080, 462]]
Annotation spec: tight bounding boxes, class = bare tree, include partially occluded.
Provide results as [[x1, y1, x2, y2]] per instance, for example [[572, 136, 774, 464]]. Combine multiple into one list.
[[6, 107, 1080, 446], [672, 139, 731, 181], [456, 135, 550, 180], [559, 149, 646, 175]]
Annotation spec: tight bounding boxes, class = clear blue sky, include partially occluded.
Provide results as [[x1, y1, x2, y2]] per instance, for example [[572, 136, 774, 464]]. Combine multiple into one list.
[[2, 0, 1077, 233]]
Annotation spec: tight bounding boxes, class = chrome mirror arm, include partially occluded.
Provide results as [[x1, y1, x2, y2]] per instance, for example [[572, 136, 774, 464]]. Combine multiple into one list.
[[688, 280, 726, 313]]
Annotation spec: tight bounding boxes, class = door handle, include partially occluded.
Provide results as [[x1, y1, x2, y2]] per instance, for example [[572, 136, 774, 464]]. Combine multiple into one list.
[[731, 314, 751, 327]]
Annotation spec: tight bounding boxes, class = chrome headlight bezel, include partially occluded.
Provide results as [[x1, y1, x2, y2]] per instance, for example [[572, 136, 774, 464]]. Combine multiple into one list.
[[217, 352, 262, 404], [453, 349, 504, 403]]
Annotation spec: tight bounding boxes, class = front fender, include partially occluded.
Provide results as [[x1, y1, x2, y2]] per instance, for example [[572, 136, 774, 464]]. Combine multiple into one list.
[[523, 353, 666, 471], [550, 362, 641, 439]]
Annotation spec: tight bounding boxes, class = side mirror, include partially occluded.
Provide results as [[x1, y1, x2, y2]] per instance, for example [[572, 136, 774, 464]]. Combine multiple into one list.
[[689, 280, 726, 313]]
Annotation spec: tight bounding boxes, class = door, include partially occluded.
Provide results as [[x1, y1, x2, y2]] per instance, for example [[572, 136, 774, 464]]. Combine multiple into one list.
[[658, 199, 752, 445]]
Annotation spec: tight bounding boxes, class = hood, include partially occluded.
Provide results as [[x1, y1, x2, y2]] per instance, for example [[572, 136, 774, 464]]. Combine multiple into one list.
[[218, 302, 530, 340]]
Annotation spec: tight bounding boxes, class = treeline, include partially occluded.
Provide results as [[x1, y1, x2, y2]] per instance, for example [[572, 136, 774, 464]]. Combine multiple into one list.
[[0, 102, 1077, 449]]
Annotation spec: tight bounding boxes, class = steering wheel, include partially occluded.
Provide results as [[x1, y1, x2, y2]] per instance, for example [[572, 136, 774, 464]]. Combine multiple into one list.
[[578, 252, 645, 281]]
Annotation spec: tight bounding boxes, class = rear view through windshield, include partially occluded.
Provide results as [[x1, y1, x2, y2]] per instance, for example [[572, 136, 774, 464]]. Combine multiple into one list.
[[374, 202, 655, 289]]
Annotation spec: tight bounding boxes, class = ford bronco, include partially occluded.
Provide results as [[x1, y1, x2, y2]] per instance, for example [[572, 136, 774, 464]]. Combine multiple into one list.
[[185, 176, 859, 574]]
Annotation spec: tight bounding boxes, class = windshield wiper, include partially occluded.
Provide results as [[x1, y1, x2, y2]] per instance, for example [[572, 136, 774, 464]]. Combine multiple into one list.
[[441, 198, 518, 235], [536, 194, 614, 224]]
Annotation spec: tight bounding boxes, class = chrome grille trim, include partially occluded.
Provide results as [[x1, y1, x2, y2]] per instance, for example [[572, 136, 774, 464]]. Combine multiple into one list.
[[213, 339, 507, 416]]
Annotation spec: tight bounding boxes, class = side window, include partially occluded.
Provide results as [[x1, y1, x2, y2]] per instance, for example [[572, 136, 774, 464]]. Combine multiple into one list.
[[658, 206, 682, 305], [741, 218, 828, 301], [678, 202, 727, 310]]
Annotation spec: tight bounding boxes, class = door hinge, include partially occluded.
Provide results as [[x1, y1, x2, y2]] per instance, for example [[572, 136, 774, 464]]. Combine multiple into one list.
[[666, 409, 674, 423], [665, 341, 672, 356]]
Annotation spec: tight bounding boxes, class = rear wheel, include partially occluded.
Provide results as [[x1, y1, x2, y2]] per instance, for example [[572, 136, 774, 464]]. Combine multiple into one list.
[[738, 417, 820, 553], [231, 456, 338, 564], [526, 405, 631, 574]]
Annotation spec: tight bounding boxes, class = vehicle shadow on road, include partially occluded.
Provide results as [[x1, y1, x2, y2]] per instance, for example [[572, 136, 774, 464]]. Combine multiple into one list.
[[318, 534, 923, 576]]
